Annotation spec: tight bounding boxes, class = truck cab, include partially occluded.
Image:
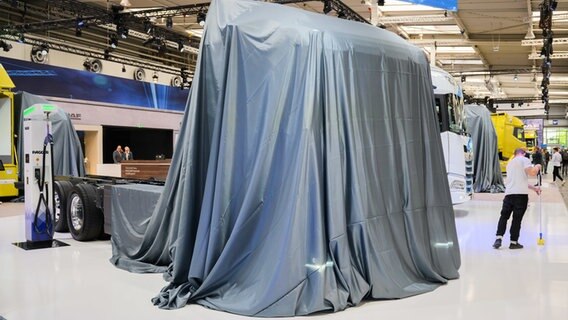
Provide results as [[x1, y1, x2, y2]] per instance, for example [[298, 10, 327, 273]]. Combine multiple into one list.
[[525, 129, 537, 153], [490, 113, 526, 173], [431, 66, 473, 204]]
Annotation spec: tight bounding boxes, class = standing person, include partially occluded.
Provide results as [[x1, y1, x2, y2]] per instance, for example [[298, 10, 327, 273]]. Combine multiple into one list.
[[112, 145, 123, 163], [493, 148, 541, 250], [562, 148, 568, 176], [551, 147, 565, 186], [532, 146, 543, 170], [123, 146, 134, 161], [543, 148, 551, 174]]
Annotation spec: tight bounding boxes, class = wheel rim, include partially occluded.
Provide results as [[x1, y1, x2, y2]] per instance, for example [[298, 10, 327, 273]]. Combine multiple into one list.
[[54, 191, 61, 223], [70, 193, 84, 231]]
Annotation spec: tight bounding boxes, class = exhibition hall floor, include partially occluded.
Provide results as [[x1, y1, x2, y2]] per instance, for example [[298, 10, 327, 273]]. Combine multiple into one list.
[[1, 175, 567, 320]]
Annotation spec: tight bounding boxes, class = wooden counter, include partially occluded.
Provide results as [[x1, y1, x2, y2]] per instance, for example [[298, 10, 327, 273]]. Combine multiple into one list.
[[120, 160, 171, 181]]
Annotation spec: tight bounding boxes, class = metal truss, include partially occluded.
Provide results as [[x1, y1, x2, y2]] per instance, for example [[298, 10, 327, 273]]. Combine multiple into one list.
[[528, 52, 568, 59], [378, 14, 453, 24], [0, 0, 196, 46], [521, 37, 568, 46], [0, 33, 186, 75], [129, 3, 210, 19], [273, 0, 369, 24]]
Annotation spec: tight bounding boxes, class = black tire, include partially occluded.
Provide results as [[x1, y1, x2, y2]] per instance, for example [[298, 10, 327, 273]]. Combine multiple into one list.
[[66, 183, 103, 241], [53, 180, 73, 232]]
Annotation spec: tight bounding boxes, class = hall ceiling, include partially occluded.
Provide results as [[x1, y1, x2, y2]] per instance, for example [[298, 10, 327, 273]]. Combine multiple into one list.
[[2, 0, 567, 116]]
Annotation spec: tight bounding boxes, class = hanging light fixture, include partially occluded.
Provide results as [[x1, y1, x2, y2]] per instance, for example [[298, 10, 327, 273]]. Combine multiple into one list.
[[323, 0, 332, 14], [152, 72, 159, 83], [197, 12, 206, 27]]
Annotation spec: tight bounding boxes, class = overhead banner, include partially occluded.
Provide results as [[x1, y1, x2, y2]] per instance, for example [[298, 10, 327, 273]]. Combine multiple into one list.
[[403, 0, 458, 11], [0, 56, 188, 112]]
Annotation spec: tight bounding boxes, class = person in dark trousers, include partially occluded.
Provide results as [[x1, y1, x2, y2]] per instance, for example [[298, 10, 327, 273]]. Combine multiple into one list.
[[532, 147, 543, 170], [562, 148, 568, 176], [543, 148, 551, 174], [493, 148, 541, 250], [112, 145, 123, 163], [551, 147, 565, 186]]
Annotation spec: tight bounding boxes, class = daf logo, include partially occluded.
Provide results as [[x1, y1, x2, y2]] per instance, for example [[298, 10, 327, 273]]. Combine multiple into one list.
[[32, 150, 49, 155]]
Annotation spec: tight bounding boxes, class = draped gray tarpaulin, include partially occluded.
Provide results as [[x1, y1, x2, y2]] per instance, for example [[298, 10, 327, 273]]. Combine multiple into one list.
[[15, 92, 85, 179], [465, 104, 505, 193], [110, 0, 461, 316]]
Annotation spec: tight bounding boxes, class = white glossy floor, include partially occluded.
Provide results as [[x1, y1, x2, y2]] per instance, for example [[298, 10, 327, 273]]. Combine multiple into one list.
[[1, 175, 568, 320]]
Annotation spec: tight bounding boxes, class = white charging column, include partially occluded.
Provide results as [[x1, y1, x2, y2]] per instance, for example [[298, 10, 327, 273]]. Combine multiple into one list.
[[23, 104, 57, 242]]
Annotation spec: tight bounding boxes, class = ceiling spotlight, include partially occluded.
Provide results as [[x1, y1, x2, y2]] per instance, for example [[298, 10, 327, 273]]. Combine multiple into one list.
[[461, 75, 466, 82], [0, 40, 12, 52], [104, 48, 111, 60], [76, 17, 85, 28], [17, 33, 25, 43], [514, 74, 518, 81], [511, 103, 515, 108], [166, 16, 173, 29], [323, 0, 332, 14], [157, 40, 167, 55], [122, 64, 126, 73], [117, 24, 129, 39], [378, 0, 385, 6], [197, 12, 206, 27], [337, 11, 347, 19], [83, 59, 92, 71], [83, 58, 102, 73], [177, 40, 185, 52], [152, 72, 158, 83], [143, 19, 153, 34], [39, 43, 49, 56], [109, 34, 118, 49]]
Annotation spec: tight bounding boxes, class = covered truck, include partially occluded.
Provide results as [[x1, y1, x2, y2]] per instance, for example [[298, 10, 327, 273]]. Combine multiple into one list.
[[110, 0, 461, 317]]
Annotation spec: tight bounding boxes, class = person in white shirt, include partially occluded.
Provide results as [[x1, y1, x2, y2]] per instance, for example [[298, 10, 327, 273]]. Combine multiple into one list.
[[550, 147, 564, 185], [493, 148, 541, 250]]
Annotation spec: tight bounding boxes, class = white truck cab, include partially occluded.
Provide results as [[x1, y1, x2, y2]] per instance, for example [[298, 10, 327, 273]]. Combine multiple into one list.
[[431, 66, 473, 204]]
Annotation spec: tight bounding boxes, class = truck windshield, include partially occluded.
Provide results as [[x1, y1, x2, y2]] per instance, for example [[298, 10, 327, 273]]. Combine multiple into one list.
[[434, 94, 465, 134], [514, 127, 525, 141]]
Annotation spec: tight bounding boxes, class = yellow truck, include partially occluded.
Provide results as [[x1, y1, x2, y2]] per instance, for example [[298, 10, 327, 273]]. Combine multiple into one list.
[[0, 64, 18, 197], [490, 113, 527, 172], [524, 129, 537, 153]]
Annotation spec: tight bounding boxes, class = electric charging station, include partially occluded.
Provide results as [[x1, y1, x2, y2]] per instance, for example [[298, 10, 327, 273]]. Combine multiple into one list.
[[23, 104, 55, 242], [19, 103, 66, 247]]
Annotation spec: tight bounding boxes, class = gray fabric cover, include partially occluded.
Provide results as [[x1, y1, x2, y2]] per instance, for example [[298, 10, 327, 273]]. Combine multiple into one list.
[[465, 104, 505, 193], [16, 92, 85, 178], [111, 0, 461, 316], [109, 184, 167, 273]]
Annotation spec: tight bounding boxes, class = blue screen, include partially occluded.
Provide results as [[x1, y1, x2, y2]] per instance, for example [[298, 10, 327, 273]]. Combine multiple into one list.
[[0, 56, 188, 112], [403, 0, 457, 11]]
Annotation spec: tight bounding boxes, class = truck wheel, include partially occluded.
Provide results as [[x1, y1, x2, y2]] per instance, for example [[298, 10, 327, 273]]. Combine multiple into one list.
[[66, 183, 103, 241], [53, 181, 73, 232]]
